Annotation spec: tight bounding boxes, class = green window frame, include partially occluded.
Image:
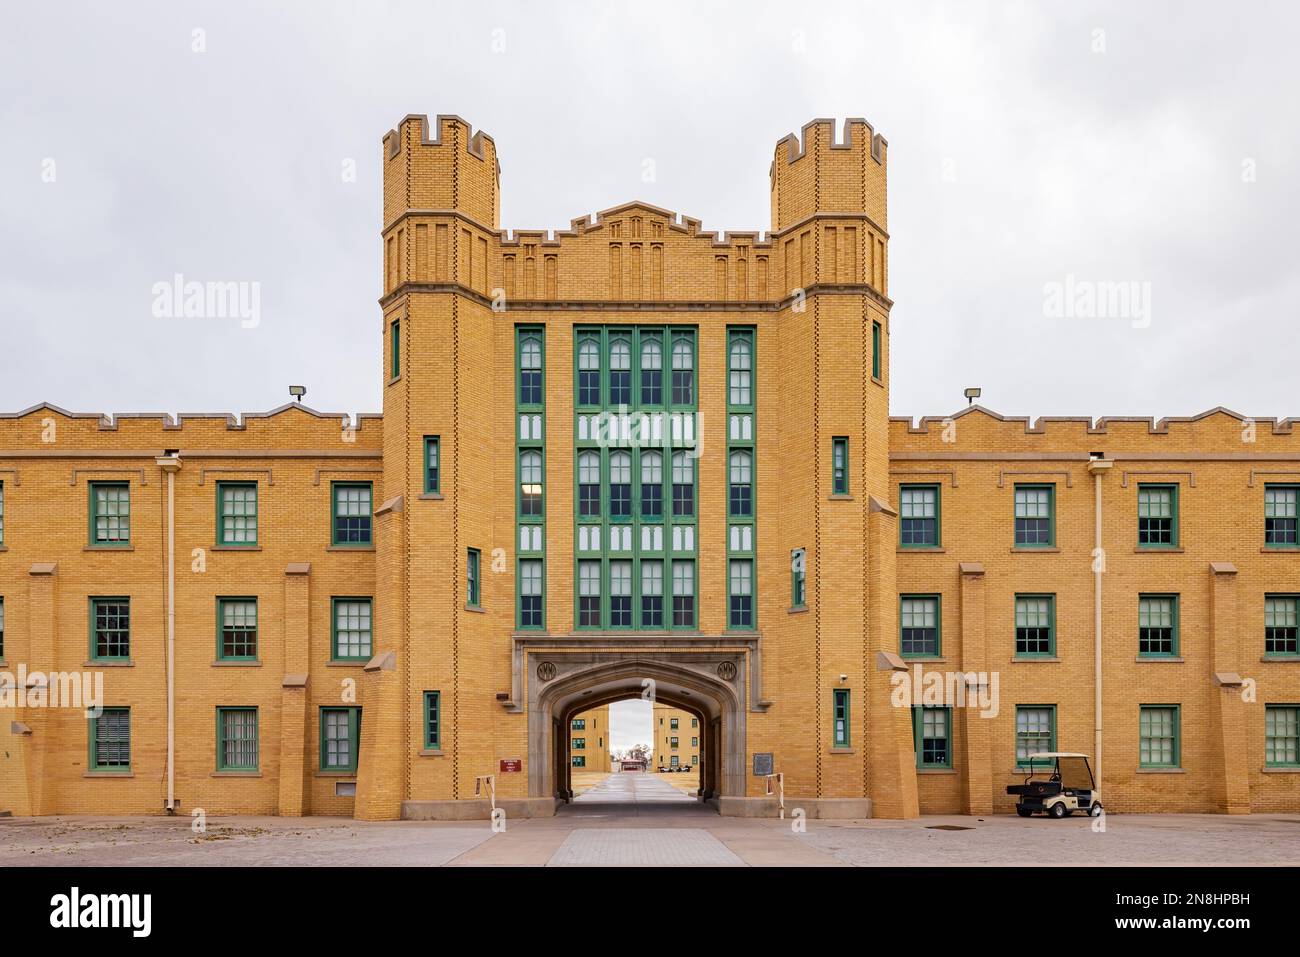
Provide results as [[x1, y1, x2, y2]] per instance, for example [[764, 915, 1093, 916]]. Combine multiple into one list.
[[728, 558, 754, 629], [331, 481, 372, 546], [0, 480, 5, 545], [331, 597, 373, 661], [1014, 594, 1056, 657], [89, 596, 130, 661], [728, 331, 753, 408], [1015, 705, 1056, 768], [571, 719, 586, 730], [900, 594, 941, 657], [0, 596, 5, 661], [518, 558, 544, 629], [572, 755, 586, 767], [1139, 705, 1180, 768], [1138, 594, 1179, 657], [320, 707, 361, 772], [1265, 705, 1300, 767], [1137, 483, 1179, 548], [1265, 595, 1299, 657], [791, 548, 806, 608], [88, 481, 131, 546], [831, 437, 849, 495], [913, 706, 951, 768], [1013, 484, 1055, 548], [89, 707, 131, 772], [670, 718, 679, 729], [871, 320, 882, 379], [670, 736, 679, 749], [424, 436, 440, 494], [520, 448, 545, 517], [424, 691, 441, 749], [216, 481, 258, 545], [833, 689, 851, 748], [467, 548, 481, 608], [899, 484, 940, 547], [517, 330, 544, 407], [573, 737, 586, 750], [1264, 484, 1299, 548], [217, 597, 258, 660], [216, 707, 259, 771], [390, 319, 401, 379]]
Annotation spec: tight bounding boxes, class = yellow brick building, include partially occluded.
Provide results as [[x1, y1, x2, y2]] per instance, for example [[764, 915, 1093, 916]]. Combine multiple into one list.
[[0, 113, 1297, 820], [569, 705, 610, 772], [652, 703, 700, 770]]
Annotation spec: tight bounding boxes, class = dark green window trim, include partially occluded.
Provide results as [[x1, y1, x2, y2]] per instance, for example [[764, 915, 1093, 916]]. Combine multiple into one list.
[[0, 480, 6, 546], [320, 706, 361, 772], [1014, 594, 1056, 658], [330, 481, 372, 546], [215, 481, 258, 546], [1013, 484, 1055, 548], [88, 481, 131, 547], [331, 597, 373, 661], [0, 596, 5, 661], [833, 689, 851, 748], [1138, 704, 1180, 768], [89, 596, 130, 661], [832, 437, 849, 495], [1137, 483, 1179, 548], [871, 321, 882, 379], [424, 691, 441, 749], [467, 548, 481, 608], [913, 706, 952, 768], [791, 548, 806, 608], [216, 596, 258, 661], [1264, 484, 1299, 549], [390, 319, 401, 379], [216, 707, 259, 771], [89, 707, 131, 772], [899, 483, 940, 548], [1264, 594, 1299, 657], [573, 737, 586, 750], [572, 755, 586, 767], [424, 436, 440, 494], [899, 594, 941, 658], [518, 557, 545, 630], [1015, 704, 1056, 768], [1138, 594, 1180, 657], [1265, 704, 1300, 767]]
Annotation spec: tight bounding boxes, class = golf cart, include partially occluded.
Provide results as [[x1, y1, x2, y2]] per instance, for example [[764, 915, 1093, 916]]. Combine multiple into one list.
[[1006, 752, 1103, 819]]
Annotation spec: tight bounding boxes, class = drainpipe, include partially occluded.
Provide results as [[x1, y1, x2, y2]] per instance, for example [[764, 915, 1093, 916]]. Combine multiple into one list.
[[156, 454, 182, 813], [1088, 457, 1112, 789]]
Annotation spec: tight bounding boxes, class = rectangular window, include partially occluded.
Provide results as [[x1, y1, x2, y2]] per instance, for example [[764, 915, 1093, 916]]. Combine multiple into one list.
[[672, 561, 695, 628], [216, 707, 259, 771], [331, 482, 372, 546], [728, 330, 753, 406], [608, 451, 631, 518], [670, 334, 694, 406], [519, 559, 544, 629], [424, 436, 440, 494], [217, 597, 258, 660], [640, 451, 663, 519], [424, 691, 441, 749], [578, 560, 601, 627], [728, 559, 753, 629], [1015, 705, 1055, 768], [900, 595, 940, 657], [390, 320, 400, 378], [641, 560, 664, 627], [913, 706, 951, 768], [90, 597, 130, 660], [609, 560, 632, 628], [1264, 485, 1299, 548], [0, 480, 6, 545], [89, 482, 130, 546], [571, 719, 586, 730], [671, 452, 694, 518], [573, 737, 586, 750], [1139, 705, 1179, 768], [871, 321, 882, 379], [1014, 595, 1055, 657], [1013, 484, 1054, 547], [321, 707, 361, 772], [670, 737, 679, 749], [1265, 705, 1300, 767], [1137, 484, 1178, 547], [833, 689, 850, 748], [90, 707, 130, 771], [332, 597, 372, 660], [899, 484, 939, 547], [832, 437, 849, 495], [728, 450, 753, 517], [216, 482, 258, 545], [466, 548, 481, 608], [1265, 595, 1299, 656], [791, 548, 806, 608], [1138, 595, 1179, 657], [0, 597, 5, 660], [670, 718, 679, 730], [572, 755, 586, 767], [518, 331, 544, 406]]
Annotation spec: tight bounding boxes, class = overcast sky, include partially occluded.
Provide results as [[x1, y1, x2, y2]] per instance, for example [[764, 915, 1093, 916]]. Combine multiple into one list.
[[2, 1, 1296, 421]]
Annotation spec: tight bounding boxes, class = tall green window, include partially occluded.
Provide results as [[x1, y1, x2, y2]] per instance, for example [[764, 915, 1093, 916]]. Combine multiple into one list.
[[832, 438, 849, 495], [791, 548, 806, 608], [216, 707, 259, 771], [833, 689, 851, 748], [641, 560, 664, 627], [640, 335, 663, 405], [871, 320, 882, 379], [609, 335, 632, 406], [520, 450, 544, 516], [672, 560, 695, 628], [467, 548, 481, 608], [610, 560, 632, 628], [900, 484, 939, 547], [727, 328, 756, 633], [671, 451, 694, 517], [1265, 595, 1299, 657], [577, 559, 601, 627], [331, 482, 372, 546], [90, 597, 130, 660], [424, 691, 441, 749], [0, 597, 5, 660], [729, 333, 753, 406], [217, 597, 258, 660], [728, 559, 753, 629], [216, 482, 257, 545], [1139, 705, 1179, 768], [1138, 595, 1179, 657], [728, 451, 753, 517], [89, 482, 130, 546], [390, 320, 400, 378], [670, 335, 694, 406], [517, 327, 546, 630], [1015, 705, 1055, 767], [1265, 705, 1299, 767], [332, 597, 372, 660], [900, 595, 940, 657], [913, 706, 951, 768], [1264, 485, 1298, 548], [90, 707, 130, 771], [1137, 484, 1178, 547], [0, 480, 6, 544], [519, 332, 544, 405], [1014, 595, 1055, 657], [424, 436, 440, 494], [577, 336, 601, 406], [609, 451, 631, 519], [320, 707, 361, 772], [1013, 484, 1054, 547], [519, 558, 544, 629]]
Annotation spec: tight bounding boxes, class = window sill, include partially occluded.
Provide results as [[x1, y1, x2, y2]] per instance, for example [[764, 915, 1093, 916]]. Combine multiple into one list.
[[326, 660, 367, 667], [1261, 656, 1300, 662], [1135, 547, 1184, 553], [1261, 766, 1300, 773], [1260, 547, 1299, 553], [212, 659, 261, 667], [85, 659, 133, 668], [212, 545, 261, 551], [901, 656, 946, 664], [898, 547, 945, 553], [871, 375, 884, 387], [418, 492, 444, 500], [84, 545, 134, 552], [1136, 767, 1185, 774], [828, 494, 854, 502], [1011, 546, 1060, 553], [788, 605, 809, 615], [465, 604, 486, 614], [211, 771, 262, 778], [418, 748, 445, 757], [1011, 656, 1061, 663], [916, 768, 956, 775], [1135, 656, 1184, 663], [84, 771, 133, 778], [327, 545, 374, 552], [314, 771, 357, 778], [829, 747, 856, 755], [387, 375, 401, 386]]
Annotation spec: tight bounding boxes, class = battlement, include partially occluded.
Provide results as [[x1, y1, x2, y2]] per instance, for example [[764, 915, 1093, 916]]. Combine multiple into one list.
[[770, 118, 889, 233], [383, 114, 500, 229]]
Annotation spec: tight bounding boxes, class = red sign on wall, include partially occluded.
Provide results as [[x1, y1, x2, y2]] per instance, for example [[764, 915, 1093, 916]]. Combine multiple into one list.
[[499, 759, 522, 773]]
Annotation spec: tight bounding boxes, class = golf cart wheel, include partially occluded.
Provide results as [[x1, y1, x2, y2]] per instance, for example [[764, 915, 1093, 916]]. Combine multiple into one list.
[[1049, 802, 1068, 819], [1089, 802, 1104, 817], [1016, 807, 1033, 818]]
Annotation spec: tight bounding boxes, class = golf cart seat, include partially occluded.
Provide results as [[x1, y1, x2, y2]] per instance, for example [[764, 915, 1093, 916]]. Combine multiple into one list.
[[1006, 780, 1062, 797]]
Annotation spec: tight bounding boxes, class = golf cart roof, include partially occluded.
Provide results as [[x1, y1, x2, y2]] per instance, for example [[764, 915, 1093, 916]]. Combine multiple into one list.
[[1028, 752, 1089, 759]]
